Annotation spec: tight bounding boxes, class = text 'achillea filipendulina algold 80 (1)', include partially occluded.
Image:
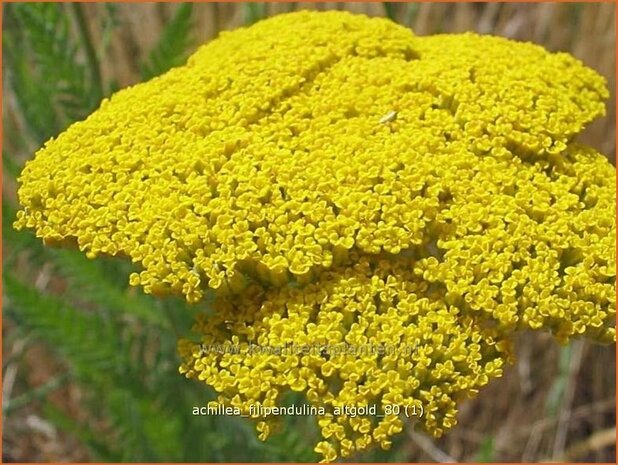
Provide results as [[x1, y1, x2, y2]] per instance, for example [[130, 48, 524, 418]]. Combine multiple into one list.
[[14, 11, 616, 462]]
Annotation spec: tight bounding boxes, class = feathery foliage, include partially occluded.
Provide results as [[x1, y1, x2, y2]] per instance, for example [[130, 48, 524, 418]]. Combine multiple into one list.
[[4, 3, 103, 141], [4, 274, 122, 378], [244, 2, 267, 25], [141, 3, 194, 79]]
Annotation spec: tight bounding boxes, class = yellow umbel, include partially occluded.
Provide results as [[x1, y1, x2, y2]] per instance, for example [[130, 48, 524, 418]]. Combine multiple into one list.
[[14, 11, 615, 461]]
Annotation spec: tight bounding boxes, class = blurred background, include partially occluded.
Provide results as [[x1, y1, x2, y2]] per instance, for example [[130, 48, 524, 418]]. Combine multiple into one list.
[[2, 2, 616, 462]]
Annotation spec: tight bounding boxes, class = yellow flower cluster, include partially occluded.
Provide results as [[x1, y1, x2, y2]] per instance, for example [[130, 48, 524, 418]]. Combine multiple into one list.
[[14, 10, 615, 461], [179, 255, 512, 459]]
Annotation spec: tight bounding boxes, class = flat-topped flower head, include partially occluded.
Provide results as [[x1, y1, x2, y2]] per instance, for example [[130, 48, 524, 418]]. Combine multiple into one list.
[[179, 255, 513, 460], [15, 11, 612, 306], [14, 10, 615, 462]]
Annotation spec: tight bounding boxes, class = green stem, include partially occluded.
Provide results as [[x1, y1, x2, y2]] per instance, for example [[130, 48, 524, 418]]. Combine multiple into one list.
[[70, 3, 103, 100], [3, 373, 70, 414]]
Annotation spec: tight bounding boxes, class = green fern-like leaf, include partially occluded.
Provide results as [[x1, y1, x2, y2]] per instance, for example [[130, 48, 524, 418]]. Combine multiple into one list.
[[141, 3, 194, 80], [3, 273, 122, 378], [5, 3, 103, 141], [244, 3, 267, 25], [3, 27, 60, 143], [3, 273, 188, 459], [22, 3, 101, 110], [49, 250, 167, 328]]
